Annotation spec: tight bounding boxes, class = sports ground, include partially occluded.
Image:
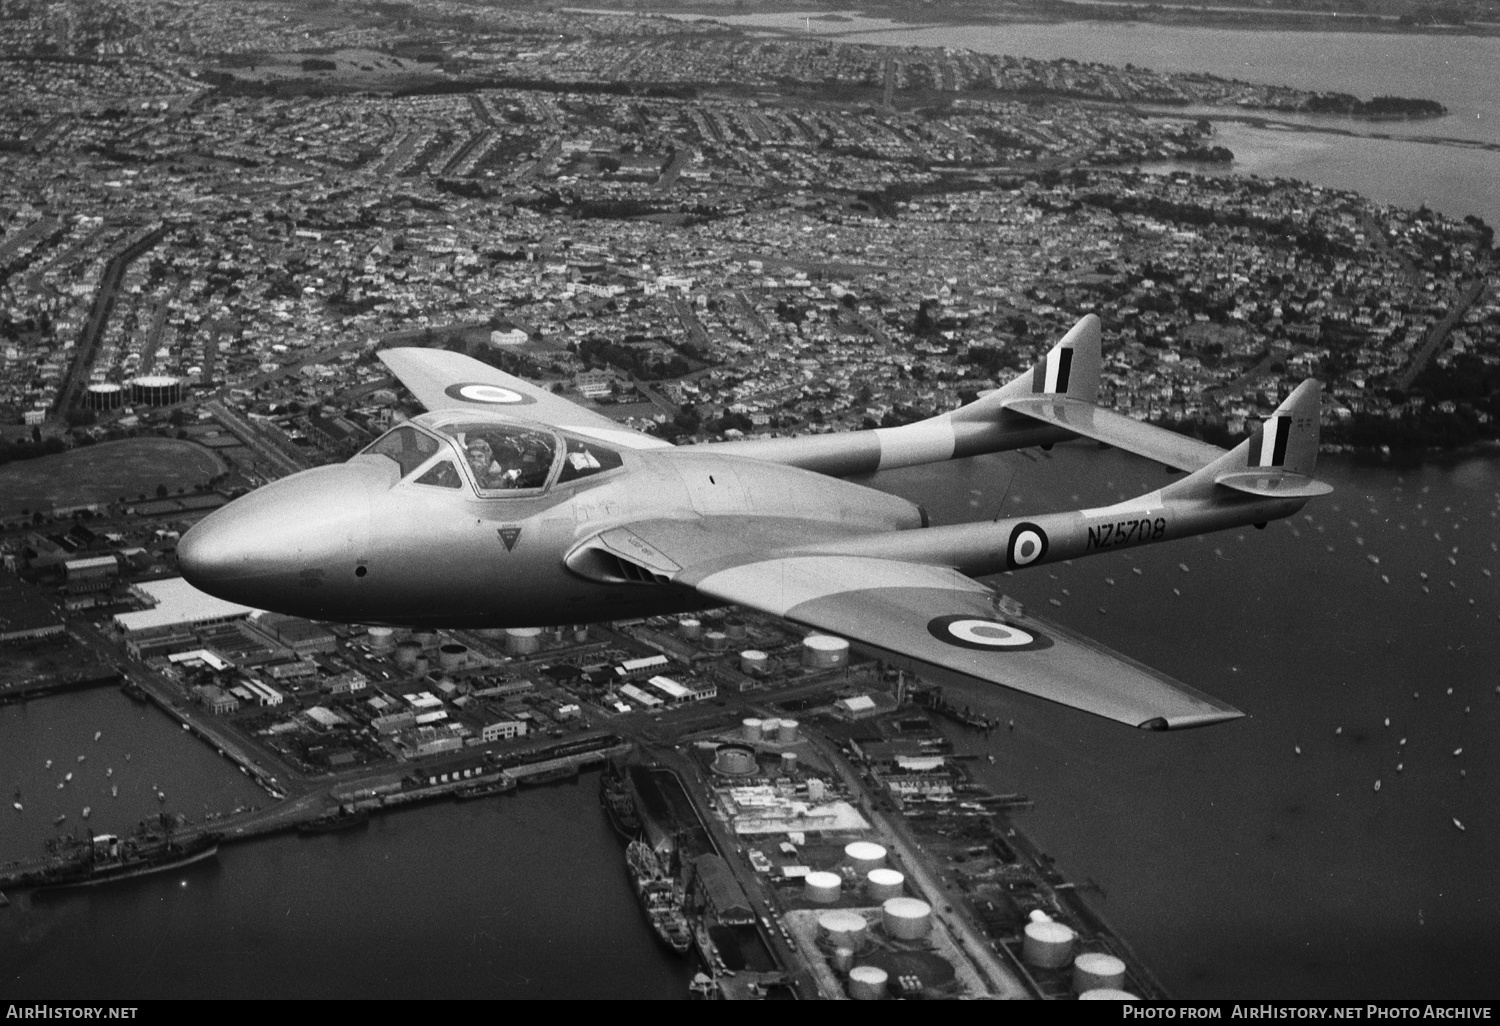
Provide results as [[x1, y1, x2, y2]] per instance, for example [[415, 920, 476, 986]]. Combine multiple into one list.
[[0, 438, 226, 519]]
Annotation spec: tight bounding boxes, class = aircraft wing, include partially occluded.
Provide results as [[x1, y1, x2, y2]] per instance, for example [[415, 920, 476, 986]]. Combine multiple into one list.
[[677, 553, 1243, 730], [1002, 396, 1224, 472], [378, 347, 672, 450]]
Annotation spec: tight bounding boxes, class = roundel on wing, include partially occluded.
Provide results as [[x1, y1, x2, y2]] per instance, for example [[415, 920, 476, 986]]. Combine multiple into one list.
[[443, 382, 537, 405], [1006, 521, 1048, 570], [926, 615, 1052, 652]]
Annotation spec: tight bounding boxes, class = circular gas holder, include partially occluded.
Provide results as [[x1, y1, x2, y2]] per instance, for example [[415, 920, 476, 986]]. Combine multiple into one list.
[[443, 382, 537, 405], [926, 615, 1052, 652]]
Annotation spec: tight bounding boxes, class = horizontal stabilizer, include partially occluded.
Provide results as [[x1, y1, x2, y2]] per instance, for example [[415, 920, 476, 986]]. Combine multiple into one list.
[[1002, 396, 1225, 471], [681, 553, 1243, 730], [1214, 471, 1334, 499]]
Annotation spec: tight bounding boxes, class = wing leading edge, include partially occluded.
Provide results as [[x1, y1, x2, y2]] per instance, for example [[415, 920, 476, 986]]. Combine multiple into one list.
[[680, 553, 1243, 730]]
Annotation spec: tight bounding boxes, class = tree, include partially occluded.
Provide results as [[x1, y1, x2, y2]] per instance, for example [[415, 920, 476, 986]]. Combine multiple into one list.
[[156, 484, 169, 499]]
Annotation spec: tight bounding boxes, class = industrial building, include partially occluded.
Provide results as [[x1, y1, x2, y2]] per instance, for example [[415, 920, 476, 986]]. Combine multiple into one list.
[[63, 554, 119, 594], [114, 577, 258, 641]]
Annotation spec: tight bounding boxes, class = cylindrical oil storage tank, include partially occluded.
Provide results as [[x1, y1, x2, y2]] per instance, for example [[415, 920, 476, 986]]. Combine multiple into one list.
[[476, 628, 508, 641], [505, 627, 542, 656], [760, 718, 781, 741], [1079, 989, 1139, 1001], [413, 655, 430, 676], [573, 626, 589, 643], [803, 870, 842, 904], [831, 947, 855, 973], [801, 634, 849, 669], [679, 618, 702, 641], [367, 626, 396, 653], [438, 643, 468, 672], [778, 718, 800, 743], [740, 650, 768, 675], [865, 868, 905, 902], [1073, 952, 1128, 994], [412, 628, 438, 649], [703, 630, 728, 652], [1023, 920, 1077, 969], [780, 751, 798, 775], [724, 616, 747, 641], [741, 718, 763, 743], [848, 965, 887, 1001], [845, 841, 886, 873], [713, 745, 757, 776], [817, 909, 867, 951], [86, 382, 125, 410], [129, 375, 182, 406], [394, 640, 422, 669], [881, 897, 932, 940]]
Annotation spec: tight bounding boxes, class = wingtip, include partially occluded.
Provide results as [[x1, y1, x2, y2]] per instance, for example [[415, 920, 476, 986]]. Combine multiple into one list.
[[1140, 708, 1246, 731]]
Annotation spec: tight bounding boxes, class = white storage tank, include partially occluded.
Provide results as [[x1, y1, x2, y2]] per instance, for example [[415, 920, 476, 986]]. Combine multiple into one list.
[[394, 640, 422, 669], [740, 649, 768, 675], [779, 751, 798, 775], [778, 718, 800, 742], [845, 841, 886, 872], [1079, 989, 1139, 1001], [831, 947, 855, 973], [1023, 920, 1077, 968], [679, 618, 702, 641], [760, 718, 782, 741], [848, 965, 887, 1001], [881, 897, 932, 940], [703, 630, 728, 652], [817, 909, 868, 950], [801, 634, 849, 669], [367, 626, 396, 653], [865, 868, 905, 902], [505, 627, 542, 656], [803, 870, 842, 904], [741, 718, 763, 743], [1073, 952, 1128, 993], [438, 642, 468, 672]]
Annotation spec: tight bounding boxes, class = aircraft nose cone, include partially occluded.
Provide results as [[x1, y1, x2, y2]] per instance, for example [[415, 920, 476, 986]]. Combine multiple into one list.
[[179, 462, 385, 608]]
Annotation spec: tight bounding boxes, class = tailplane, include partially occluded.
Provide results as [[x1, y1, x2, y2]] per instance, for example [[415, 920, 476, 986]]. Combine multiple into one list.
[[1165, 379, 1332, 501]]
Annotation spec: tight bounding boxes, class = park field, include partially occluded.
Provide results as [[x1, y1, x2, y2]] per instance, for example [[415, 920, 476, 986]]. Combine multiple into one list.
[[0, 438, 226, 519]]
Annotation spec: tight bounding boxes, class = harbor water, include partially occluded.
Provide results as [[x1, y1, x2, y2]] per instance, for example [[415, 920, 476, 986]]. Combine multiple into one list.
[[711, 11, 1500, 227], [876, 446, 1500, 999]]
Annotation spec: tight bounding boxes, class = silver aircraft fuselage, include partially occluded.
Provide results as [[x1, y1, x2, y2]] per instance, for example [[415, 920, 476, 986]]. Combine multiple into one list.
[[178, 410, 925, 628]]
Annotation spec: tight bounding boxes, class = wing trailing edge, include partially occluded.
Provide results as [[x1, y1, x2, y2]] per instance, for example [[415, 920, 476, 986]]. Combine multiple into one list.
[[680, 553, 1243, 730]]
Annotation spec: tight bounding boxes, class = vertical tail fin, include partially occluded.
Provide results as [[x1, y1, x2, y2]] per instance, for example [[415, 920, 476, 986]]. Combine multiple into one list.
[[993, 314, 1102, 403], [1165, 379, 1332, 500]]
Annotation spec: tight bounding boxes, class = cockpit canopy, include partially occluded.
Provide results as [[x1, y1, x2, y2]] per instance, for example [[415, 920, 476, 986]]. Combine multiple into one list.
[[359, 417, 622, 497]]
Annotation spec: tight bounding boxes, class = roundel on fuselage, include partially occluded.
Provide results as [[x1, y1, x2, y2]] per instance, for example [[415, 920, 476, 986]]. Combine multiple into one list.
[[443, 382, 537, 406], [1006, 522, 1048, 570]]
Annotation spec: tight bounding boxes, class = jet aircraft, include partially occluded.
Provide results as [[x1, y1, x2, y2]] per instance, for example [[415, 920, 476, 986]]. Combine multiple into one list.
[[178, 315, 1331, 730]]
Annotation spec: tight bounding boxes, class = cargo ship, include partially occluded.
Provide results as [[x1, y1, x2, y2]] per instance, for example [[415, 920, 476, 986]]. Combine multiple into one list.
[[600, 761, 642, 841], [297, 806, 371, 834], [625, 840, 691, 955], [26, 831, 219, 890], [453, 777, 517, 801]]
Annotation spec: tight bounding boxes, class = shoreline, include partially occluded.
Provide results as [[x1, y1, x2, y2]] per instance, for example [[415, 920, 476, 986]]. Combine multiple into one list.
[[578, 3, 1500, 39]]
